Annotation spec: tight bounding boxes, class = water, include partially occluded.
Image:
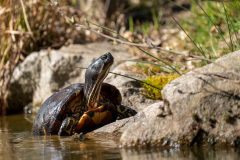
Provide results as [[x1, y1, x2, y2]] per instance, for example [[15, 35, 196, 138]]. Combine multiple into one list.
[[0, 114, 239, 160]]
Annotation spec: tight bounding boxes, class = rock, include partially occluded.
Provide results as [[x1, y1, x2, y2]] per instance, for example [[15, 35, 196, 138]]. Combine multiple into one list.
[[8, 49, 83, 114], [87, 101, 163, 136], [105, 61, 157, 111], [7, 42, 152, 114], [118, 50, 240, 147], [7, 53, 41, 114]]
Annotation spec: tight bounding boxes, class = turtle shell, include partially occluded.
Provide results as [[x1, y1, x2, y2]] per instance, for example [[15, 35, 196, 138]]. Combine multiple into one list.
[[32, 83, 122, 135], [100, 83, 122, 105]]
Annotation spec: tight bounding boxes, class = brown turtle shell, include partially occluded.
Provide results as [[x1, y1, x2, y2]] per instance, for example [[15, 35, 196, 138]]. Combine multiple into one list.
[[32, 83, 121, 135]]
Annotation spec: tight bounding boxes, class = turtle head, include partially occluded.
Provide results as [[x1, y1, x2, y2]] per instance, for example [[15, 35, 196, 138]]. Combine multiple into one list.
[[84, 52, 114, 109]]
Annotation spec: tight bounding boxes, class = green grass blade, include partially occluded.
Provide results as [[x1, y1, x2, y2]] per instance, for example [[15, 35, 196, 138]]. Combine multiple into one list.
[[129, 16, 134, 32], [222, 2, 233, 52], [109, 71, 161, 91], [210, 37, 217, 58], [151, 8, 159, 30], [170, 13, 207, 58], [225, 3, 240, 48], [196, 41, 205, 57], [229, 18, 240, 48], [194, 0, 231, 50], [136, 47, 181, 74]]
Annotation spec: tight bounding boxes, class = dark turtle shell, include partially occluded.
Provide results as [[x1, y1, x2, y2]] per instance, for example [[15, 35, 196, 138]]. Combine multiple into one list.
[[32, 83, 121, 135]]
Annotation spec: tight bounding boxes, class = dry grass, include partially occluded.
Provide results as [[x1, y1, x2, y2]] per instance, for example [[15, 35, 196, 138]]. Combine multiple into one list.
[[0, 0, 104, 115]]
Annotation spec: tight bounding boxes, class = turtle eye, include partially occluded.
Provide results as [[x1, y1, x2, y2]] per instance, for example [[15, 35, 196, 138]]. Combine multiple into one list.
[[101, 55, 107, 60]]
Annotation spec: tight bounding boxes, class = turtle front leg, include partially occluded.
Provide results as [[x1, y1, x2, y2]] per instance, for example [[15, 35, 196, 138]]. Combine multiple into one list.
[[58, 117, 76, 136], [74, 103, 118, 134], [116, 105, 137, 120]]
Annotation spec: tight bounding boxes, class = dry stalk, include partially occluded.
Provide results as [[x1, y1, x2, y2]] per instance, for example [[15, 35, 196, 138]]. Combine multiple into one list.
[[0, 0, 14, 115], [19, 0, 36, 41], [47, 0, 240, 78], [0, 0, 21, 115]]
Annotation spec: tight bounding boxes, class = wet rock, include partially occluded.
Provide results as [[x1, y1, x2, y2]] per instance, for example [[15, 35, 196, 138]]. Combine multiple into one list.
[[119, 50, 240, 147], [7, 42, 152, 114]]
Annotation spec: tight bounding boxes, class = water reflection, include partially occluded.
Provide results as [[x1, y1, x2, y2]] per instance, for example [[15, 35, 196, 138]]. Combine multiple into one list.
[[0, 114, 239, 160], [120, 147, 240, 160]]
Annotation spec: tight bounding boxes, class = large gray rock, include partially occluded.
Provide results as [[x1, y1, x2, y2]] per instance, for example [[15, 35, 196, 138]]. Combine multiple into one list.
[[7, 53, 41, 114], [7, 42, 152, 114], [118, 50, 240, 147]]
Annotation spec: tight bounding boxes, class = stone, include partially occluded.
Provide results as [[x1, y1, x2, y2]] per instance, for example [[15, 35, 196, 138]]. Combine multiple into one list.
[[118, 50, 240, 147], [7, 42, 153, 114], [7, 52, 41, 114], [105, 61, 157, 111], [87, 101, 163, 136]]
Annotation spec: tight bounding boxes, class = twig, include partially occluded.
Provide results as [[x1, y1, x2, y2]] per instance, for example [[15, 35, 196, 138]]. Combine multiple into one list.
[[46, 0, 240, 78], [5, 30, 33, 35], [20, 0, 36, 41], [89, 21, 181, 74], [0, 39, 11, 75], [46, 0, 188, 58], [48, 0, 182, 74]]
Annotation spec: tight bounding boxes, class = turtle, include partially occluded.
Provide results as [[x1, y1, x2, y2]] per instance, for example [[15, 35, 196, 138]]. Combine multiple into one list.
[[32, 52, 137, 136]]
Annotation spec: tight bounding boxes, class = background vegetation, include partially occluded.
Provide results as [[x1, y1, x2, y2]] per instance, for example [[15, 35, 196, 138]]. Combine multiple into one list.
[[1, 0, 240, 114]]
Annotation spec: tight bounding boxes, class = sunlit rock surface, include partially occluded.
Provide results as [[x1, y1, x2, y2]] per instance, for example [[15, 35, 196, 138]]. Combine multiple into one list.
[[88, 102, 163, 136]]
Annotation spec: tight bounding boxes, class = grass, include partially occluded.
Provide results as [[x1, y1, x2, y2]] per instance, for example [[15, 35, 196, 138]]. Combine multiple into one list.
[[124, 0, 240, 99], [130, 8, 163, 35], [179, 0, 240, 59]]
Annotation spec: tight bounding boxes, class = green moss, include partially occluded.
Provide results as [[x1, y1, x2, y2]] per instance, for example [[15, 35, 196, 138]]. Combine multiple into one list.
[[191, 113, 198, 121], [222, 114, 235, 124], [222, 114, 231, 121], [142, 74, 179, 100]]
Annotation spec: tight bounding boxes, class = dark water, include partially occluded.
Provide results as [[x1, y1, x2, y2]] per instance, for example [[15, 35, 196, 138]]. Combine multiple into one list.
[[0, 114, 239, 160]]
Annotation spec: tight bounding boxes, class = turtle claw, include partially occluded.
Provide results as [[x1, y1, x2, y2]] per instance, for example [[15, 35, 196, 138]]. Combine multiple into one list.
[[116, 105, 137, 119], [58, 117, 75, 136], [72, 132, 85, 141]]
